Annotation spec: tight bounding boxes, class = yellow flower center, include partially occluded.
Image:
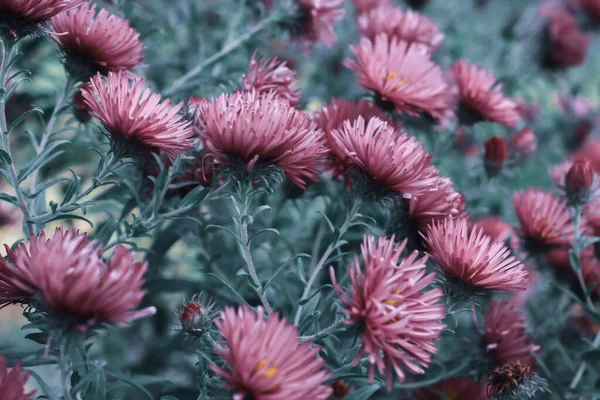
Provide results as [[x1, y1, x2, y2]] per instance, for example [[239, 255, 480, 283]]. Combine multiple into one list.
[[255, 359, 277, 378], [533, 217, 559, 239], [385, 71, 408, 90]]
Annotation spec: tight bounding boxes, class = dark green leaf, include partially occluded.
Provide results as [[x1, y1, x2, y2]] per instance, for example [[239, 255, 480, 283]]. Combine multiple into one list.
[[0, 149, 11, 165], [7, 107, 43, 135], [179, 186, 210, 208], [18, 140, 70, 182], [42, 213, 94, 227], [299, 284, 333, 305]]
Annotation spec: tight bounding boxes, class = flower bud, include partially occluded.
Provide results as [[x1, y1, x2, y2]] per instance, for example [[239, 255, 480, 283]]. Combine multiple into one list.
[[484, 136, 509, 177], [73, 83, 92, 123], [180, 301, 202, 323], [565, 158, 594, 206], [510, 127, 536, 158], [330, 380, 350, 398], [177, 293, 217, 339]]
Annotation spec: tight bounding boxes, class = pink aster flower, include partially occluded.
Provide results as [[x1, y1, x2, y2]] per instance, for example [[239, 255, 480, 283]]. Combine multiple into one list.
[[513, 188, 575, 248], [51, 2, 144, 76], [0, 0, 82, 31], [344, 34, 454, 119], [474, 216, 513, 244], [352, 0, 390, 13], [314, 98, 390, 179], [425, 217, 530, 292], [330, 116, 438, 198], [357, 6, 444, 52], [241, 52, 301, 106], [545, 11, 589, 68], [0, 356, 35, 400], [330, 235, 445, 391], [510, 127, 537, 157], [294, 0, 345, 48], [212, 306, 332, 400], [197, 90, 325, 189], [484, 299, 540, 366], [412, 377, 487, 400], [451, 60, 521, 127], [81, 71, 194, 157], [407, 175, 465, 236], [0, 228, 156, 330]]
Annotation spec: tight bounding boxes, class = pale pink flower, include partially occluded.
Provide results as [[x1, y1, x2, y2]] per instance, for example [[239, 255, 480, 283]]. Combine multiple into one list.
[[295, 0, 345, 48], [352, 0, 390, 13], [344, 34, 454, 119], [330, 116, 438, 198], [212, 306, 332, 400], [557, 94, 593, 117], [51, 2, 144, 75], [242, 52, 301, 106], [0, 0, 82, 24], [484, 299, 540, 366], [407, 175, 465, 236], [197, 90, 326, 189], [412, 377, 486, 400], [510, 127, 537, 157], [81, 71, 194, 157], [451, 60, 521, 127], [330, 235, 445, 390], [357, 6, 444, 52], [474, 216, 513, 244], [0, 228, 156, 330], [513, 188, 575, 248], [425, 217, 530, 292], [0, 356, 35, 400], [313, 98, 390, 179]]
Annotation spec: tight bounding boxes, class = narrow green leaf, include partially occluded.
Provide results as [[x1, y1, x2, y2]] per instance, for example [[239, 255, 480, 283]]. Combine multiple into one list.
[[0, 149, 11, 165], [42, 214, 94, 227], [179, 186, 210, 208], [263, 253, 311, 290], [7, 107, 43, 135]]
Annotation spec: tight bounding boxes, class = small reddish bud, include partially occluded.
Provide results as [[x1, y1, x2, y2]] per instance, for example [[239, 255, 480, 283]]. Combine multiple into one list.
[[73, 83, 92, 123], [545, 11, 590, 69], [510, 127, 536, 157], [484, 136, 509, 176], [330, 380, 350, 398], [582, 0, 600, 22], [566, 158, 594, 192], [487, 362, 534, 399], [181, 301, 202, 322]]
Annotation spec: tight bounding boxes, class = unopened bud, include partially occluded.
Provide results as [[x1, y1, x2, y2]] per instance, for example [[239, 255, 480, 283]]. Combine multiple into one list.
[[484, 136, 509, 177], [180, 301, 202, 323], [73, 83, 92, 123], [330, 380, 350, 398], [565, 158, 594, 205]]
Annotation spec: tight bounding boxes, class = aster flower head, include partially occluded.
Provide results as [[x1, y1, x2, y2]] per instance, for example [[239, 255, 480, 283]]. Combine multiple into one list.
[[510, 127, 536, 158], [352, 0, 390, 13], [197, 90, 326, 189], [292, 0, 345, 48], [241, 52, 301, 105], [412, 377, 486, 400], [51, 2, 145, 79], [330, 235, 445, 390], [0, 0, 82, 38], [212, 306, 332, 400], [330, 116, 437, 200], [81, 71, 194, 158], [545, 11, 589, 68], [484, 299, 540, 366], [357, 6, 444, 52], [0, 228, 156, 331], [513, 188, 576, 250], [425, 217, 530, 293], [0, 356, 35, 400], [314, 98, 390, 179], [451, 60, 521, 127], [344, 34, 454, 119]]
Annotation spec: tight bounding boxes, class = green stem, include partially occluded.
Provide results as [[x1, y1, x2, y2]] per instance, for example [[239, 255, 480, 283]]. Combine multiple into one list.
[[164, 14, 278, 96], [299, 320, 345, 341], [59, 338, 72, 400], [294, 197, 363, 326], [0, 38, 34, 235]]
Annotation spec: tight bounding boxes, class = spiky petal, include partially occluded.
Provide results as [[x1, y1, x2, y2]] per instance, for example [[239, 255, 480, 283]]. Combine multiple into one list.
[[0, 356, 35, 400], [242, 52, 301, 105], [296, 0, 345, 48], [212, 306, 332, 400], [330, 235, 446, 391]]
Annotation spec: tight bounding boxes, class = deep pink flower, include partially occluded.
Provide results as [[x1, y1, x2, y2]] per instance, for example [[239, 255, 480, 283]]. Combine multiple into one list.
[[295, 0, 345, 48], [412, 377, 486, 400], [474, 216, 513, 244], [484, 299, 540, 366], [314, 98, 390, 179], [407, 175, 465, 236], [344, 34, 454, 119], [546, 11, 589, 68], [81, 71, 194, 157], [197, 90, 326, 189], [51, 2, 144, 75], [0, 356, 35, 400], [0, 228, 156, 330], [330, 235, 445, 390], [352, 0, 390, 13], [510, 127, 536, 157], [242, 52, 301, 106], [513, 188, 575, 248], [0, 0, 82, 24], [212, 306, 332, 400], [357, 6, 444, 52], [330, 116, 438, 198], [451, 60, 521, 127], [582, 0, 600, 21], [425, 217, 530, 292]]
